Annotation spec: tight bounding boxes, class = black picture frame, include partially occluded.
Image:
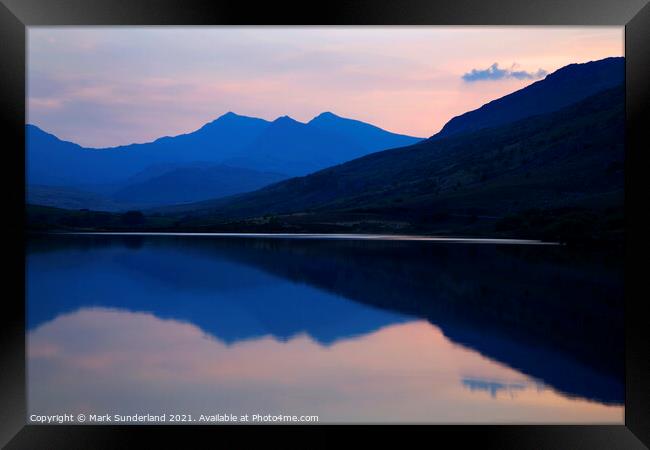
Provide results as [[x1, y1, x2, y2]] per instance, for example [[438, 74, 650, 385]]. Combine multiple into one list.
[[1, 0, 648, 448]]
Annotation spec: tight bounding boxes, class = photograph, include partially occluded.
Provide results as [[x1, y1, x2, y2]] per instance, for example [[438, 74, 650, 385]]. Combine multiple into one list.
[[23, 25, 627, 425]]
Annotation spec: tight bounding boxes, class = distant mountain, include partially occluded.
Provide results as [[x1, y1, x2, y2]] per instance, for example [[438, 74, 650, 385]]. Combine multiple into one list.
[[434, 57, 624, 139], [27, 57, 624, 239], [26, 112, 272, 187], [27, 110, 422, 210], [27, 125, 93, 186], [111, 165, 287, 207], [308, 112, 421, 151], [223, 114, 419, 175], [27, 111, 422, 190], [159, 85, 624, 241], [28, 164, 288, 211], [27, 185, 122, 212]]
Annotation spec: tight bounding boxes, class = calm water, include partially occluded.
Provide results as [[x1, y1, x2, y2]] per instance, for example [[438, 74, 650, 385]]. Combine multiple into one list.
[[27, 234, 624, 423]]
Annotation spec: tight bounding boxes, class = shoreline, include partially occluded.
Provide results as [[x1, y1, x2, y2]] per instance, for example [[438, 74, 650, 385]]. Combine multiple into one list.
[[32, 231, 560, 245]]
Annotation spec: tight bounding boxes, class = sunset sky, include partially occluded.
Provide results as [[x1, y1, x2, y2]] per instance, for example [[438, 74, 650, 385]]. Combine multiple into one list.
[[28, 27, 623, 148]]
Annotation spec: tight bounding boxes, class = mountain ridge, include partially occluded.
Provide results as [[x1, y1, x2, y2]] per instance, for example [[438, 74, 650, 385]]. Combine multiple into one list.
[[111, 164, 288, 208], [27, 57, 625, 243], [150, 84, 624, 243], [27, 111, 423, 188], [434, 56, 624, 139]]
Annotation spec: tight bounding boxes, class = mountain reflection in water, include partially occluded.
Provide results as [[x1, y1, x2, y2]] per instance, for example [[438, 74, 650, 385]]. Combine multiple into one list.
[[27, 235, 624, 423]]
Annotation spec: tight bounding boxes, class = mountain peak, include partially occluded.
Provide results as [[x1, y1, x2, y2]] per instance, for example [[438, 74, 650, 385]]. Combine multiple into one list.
[[199, 112, 242, 128], [314, 111, 340, 119], [308, 111, 346, 125], [212, 111, 265, 123], [197, 111, 271, 134], [272, 115, 301, 125], [216, 111, 240, 121]]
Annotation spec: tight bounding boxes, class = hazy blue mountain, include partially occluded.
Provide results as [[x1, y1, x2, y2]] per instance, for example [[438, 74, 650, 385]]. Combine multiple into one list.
[[308, 111, 421, 150], [119, 162, 192, 186], [27, 125, 94, 186], [111, 165, 288, 207], [27, 108, 424, 210], [27, 185, 122, 212], [225, 115, 380, 174], [229, 113, 421, 174], [28, 163, 288, 211], [434, 57, 624, 138], [27, 111, 422, 193], [27, 58, 626, 243], [155, 111, 271, 156], [26, 112, 272, 187]]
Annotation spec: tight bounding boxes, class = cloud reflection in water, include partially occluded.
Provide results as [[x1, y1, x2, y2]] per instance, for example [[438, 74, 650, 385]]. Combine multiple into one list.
[[28, 307, 622, 424]]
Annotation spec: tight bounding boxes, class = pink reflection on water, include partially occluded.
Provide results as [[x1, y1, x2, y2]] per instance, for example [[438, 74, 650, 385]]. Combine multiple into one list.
[[28, 307, 623, 423]]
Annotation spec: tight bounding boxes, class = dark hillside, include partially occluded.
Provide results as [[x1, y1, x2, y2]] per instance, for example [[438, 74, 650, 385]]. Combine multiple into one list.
[[156, 86, 623, 243]]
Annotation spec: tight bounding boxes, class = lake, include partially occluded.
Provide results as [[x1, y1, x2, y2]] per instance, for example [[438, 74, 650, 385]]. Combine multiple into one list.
[[26, 234, 624, 424]]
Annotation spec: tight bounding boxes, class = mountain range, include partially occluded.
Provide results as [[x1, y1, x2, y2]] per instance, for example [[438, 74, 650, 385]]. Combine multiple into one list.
[[156, 84, 624, 237], [27, 112, 421, 209], [27, 57, 625, 242]]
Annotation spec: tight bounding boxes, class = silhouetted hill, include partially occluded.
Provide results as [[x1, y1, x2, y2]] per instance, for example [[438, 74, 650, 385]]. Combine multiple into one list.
[[27, 110, 422, 210], [151, 111, 271, 161], [27, 185, 122, 212], [27, 111, 422, 190], [159, 87, 624, 217], [225, 114, 422, 174], [26, 112, 271, 187], [224, 115, 359, 174], [27, 125, 91, 186], [111, 165, 287, 207], [434, 57, 624, 138], [308, 111, 421, 150], [156, 85, 623, 243], [27, 58, 624, 242]]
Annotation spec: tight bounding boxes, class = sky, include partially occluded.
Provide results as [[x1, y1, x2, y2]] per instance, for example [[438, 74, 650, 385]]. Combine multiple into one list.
[[28, 27, 623, 148]]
